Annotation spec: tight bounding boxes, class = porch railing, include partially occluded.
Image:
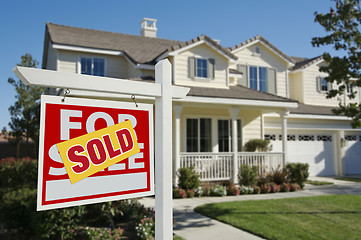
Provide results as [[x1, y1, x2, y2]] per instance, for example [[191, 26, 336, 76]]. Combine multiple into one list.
[[179, 152, 284, 181]]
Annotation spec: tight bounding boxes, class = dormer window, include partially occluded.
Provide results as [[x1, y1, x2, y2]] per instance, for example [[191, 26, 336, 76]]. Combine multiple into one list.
[[196, 58, 208, 78], [316, 77, 331, 92], [188, 57, 215, 80], [80, 57, 105, 76]]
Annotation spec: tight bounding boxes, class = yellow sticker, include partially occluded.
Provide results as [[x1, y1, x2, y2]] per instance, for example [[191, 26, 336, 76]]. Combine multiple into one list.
[[56, 120, 139, 184]]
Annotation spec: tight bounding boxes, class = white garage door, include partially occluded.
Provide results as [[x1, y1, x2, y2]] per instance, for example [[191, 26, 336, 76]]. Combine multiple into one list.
[[343, 134, 361, 175], [265, 132, 336, 176]]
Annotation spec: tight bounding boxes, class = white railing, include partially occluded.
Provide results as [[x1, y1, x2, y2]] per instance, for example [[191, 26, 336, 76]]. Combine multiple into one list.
[[180, 153, 233, 181], [179, 152, 284, 181], [238, 152, 284, 175]]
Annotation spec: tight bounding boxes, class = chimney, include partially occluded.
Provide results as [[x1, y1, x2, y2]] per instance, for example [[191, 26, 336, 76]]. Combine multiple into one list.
[[140, 18, 157, 38]]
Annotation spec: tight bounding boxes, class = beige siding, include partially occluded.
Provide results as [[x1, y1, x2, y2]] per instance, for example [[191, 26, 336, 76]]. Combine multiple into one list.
[[174, 43, 229, 88], [232, 43, 289, 97], [46, 45, 58, 70], [241, 110, 262, 144], [289, 72, 304, 102], [302, 63, 360, 107], [57, 50, 142, 79]]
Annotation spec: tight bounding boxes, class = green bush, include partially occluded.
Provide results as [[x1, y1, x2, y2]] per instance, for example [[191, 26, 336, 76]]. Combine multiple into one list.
[[286, 163, 309, 188], [244, 139, 271, 152], [267, 167, 288, 185], [238, 164, 259, 186], [0, 157, 38, 190], [177, 167, 200, 190], [0, 187, 85, 239]]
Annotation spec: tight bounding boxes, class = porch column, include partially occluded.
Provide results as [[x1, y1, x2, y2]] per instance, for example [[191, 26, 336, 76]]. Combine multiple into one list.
[[230, 108, 240, 184], [281, 111, 289, 166], [173, 105, 183, 186]]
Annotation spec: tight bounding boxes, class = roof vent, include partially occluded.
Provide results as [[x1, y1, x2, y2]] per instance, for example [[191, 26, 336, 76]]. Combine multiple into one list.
[[140, 18, 157, 38]]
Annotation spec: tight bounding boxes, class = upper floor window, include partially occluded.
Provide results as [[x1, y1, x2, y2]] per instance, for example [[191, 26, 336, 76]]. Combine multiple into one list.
[[249, 66, 268, 92], [236, 64, 277, 94], [188, 57, 215, 80], [80, 57, 105, 76], [316, 77, 331, 93]]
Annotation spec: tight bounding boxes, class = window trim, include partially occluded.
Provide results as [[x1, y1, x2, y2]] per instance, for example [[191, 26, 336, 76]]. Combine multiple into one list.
[[188, 57, 215, 80], [77, 55, 107, 77]]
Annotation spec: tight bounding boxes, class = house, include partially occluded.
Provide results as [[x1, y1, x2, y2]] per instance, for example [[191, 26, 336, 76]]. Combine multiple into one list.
[[41, 19, 361, 185]]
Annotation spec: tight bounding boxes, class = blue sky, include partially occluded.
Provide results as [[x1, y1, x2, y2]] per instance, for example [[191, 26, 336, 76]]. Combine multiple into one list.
[[0, 0, 336, 130]]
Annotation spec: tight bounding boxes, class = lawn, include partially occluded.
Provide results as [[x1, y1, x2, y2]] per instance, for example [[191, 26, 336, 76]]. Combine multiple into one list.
[[195, 195, 361, 240]]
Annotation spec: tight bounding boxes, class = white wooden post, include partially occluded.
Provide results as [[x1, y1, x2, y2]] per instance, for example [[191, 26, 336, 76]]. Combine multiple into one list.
[[155, 60, 173, 240], [230, 108, 240, 183], [173, 105, 183, 186], [281, 111, 289, 166]]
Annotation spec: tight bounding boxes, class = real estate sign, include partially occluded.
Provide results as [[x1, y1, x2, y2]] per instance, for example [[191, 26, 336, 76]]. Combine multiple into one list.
[[37, 95, 154, 211]]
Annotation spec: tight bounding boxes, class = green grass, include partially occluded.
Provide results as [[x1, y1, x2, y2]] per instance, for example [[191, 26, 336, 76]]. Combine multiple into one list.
[[334, 177, 361, 182], [195, 195, 361, 240], [305, 180, 333, 185]]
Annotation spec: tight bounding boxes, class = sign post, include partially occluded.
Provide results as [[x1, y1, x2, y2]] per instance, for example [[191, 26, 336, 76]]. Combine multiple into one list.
[[14, 59, 189, 240]]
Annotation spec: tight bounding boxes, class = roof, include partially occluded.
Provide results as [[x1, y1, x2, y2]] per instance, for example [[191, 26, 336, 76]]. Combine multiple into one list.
[[186, 85, 298, 103], [290, 55, 323, 71], [43, 23, 237, 68], [229, 35, 294, 64], [289, 103, 336, 116]]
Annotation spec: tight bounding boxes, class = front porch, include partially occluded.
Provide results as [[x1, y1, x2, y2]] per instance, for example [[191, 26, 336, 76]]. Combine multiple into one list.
[[179, 152, 284, 182]]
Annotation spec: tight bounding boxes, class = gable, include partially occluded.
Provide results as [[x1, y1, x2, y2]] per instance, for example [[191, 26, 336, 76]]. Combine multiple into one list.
[[173, 43, 230, 88]]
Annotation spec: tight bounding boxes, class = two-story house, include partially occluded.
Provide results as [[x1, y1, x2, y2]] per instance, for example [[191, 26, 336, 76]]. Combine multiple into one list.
[[42, 19, 361, 185]]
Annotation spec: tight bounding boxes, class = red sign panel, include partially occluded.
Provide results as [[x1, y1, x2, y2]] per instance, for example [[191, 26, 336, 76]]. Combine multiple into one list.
[[37, 95, 154, 211]]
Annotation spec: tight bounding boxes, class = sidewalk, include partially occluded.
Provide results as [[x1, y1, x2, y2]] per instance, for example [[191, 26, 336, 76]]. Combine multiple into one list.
[[138, 177, 361, 240]]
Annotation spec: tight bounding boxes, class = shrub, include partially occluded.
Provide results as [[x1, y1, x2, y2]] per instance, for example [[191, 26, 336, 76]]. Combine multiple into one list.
[[238, 164, 259, 186], [260, 184, 271, 194], [269, 182, 281, 193], [186, 189, 196, 198], [267, 167, 288, 185], [253, 185, 261, 194], [286, 163, 309, 188], [73, 227, 124, 240], [244, 139, 271, 152], [226, 183, 240, 196], [210, 185, 226, 197], [135, 214, 155, 240], [173, 187, 187, 199], [177, 167, 200, 190], [280, 183, 291, 192], [290, 183, 300, 192], [0, 187, 85, 239], [0, 157, 38, 190]]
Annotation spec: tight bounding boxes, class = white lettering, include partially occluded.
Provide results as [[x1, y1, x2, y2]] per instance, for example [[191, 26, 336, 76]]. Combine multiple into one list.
[[60, 110, 82, 140], [86, 112, 114, 133]]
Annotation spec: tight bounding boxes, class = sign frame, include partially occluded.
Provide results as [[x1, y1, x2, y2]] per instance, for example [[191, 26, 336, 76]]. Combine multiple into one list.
[[37, 95, 154, 211]]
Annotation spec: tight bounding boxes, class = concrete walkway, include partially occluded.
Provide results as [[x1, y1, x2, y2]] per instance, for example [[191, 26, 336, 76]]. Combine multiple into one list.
[[138, 177, 361, 240]]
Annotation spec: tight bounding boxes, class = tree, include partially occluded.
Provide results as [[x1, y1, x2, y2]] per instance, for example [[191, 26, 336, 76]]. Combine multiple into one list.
[[312, 0, 361, 128], [8, 54, 44, 158]]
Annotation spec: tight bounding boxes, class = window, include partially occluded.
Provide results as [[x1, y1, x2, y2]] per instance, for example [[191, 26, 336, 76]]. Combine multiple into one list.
[[186, 118, 212, 152], [218, 119, 242, 152], [188, 57, 215, 79], [249, 66, 269, 93], [196, 58, 208, 78], [317, 77, 331, 92], [320, 77, 328, 91], [80, 57, 105, 76]]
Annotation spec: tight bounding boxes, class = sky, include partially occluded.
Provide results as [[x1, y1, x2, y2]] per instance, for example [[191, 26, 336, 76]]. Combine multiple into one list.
[[0, 0, 337, 130]]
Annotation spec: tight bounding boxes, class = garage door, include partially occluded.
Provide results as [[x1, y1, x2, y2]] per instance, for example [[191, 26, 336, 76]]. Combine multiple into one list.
[[343, 134, 361, 175], [265, 132, 336, 176]]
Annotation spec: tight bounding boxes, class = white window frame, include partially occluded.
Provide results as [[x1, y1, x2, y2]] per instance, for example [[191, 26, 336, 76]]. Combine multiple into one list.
[[77, 56, 107, 77]]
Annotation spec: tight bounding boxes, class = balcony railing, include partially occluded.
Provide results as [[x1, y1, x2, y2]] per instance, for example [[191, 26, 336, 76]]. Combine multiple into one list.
[[179, 152, 284, 181]]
